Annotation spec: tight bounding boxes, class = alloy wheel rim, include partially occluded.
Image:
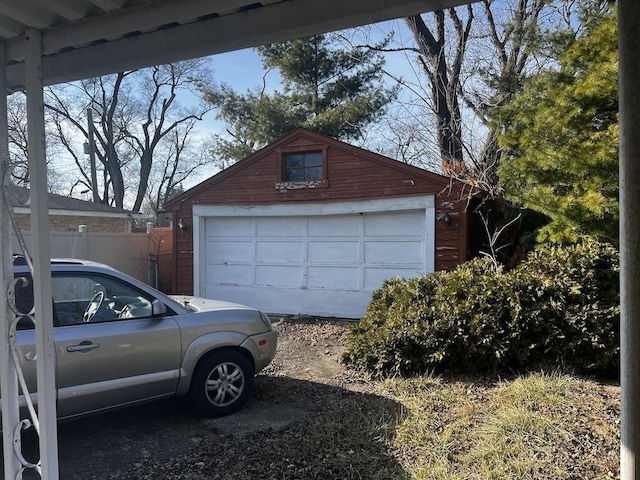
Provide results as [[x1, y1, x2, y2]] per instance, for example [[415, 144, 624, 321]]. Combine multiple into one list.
[[205, 362, 245, 407]]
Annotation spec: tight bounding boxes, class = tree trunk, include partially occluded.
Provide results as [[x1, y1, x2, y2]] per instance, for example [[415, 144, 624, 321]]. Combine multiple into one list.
[[404, 12, 466, 175]]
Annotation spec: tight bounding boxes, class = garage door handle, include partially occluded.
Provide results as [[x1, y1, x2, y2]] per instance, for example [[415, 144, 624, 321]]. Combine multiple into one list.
[[67, 342, 100, 353]]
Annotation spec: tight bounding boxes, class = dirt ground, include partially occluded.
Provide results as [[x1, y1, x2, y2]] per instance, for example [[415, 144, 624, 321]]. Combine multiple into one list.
[[14, 316, 364, 479]]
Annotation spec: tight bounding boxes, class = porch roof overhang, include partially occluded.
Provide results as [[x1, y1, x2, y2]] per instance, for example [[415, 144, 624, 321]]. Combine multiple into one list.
[[1, 1, 639, 480], [1, 0, 469, 92]]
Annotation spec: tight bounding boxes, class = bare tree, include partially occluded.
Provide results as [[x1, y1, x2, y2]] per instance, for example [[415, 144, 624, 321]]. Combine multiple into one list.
[[404, 7, 473, 176], [349, 1, 556, 194], [400, 0, 552, 194], [143, 120, 211, 222], [6, 94, 29, 174], [6, 92, 66, 191], [44, 59, 214, 212], [351, 0, 564, 266]]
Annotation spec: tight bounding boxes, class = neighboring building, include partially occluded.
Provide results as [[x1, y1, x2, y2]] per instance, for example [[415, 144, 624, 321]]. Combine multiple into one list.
[[9, 185, 139, 233], [164, 128, 481, 318]]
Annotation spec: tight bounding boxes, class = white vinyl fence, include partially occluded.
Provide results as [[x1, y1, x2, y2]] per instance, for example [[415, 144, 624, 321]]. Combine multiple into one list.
[[11, 224, 163, 287]]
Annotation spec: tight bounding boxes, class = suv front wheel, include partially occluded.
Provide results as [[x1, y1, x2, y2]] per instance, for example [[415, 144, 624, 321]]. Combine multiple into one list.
[[191, 351, 254, 417]]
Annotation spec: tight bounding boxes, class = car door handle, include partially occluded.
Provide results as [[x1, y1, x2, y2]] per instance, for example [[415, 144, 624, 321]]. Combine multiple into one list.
[[67, 342, 100, 353]]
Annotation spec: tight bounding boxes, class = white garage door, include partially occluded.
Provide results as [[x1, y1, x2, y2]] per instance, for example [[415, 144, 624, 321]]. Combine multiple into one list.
[[197, 201, 434, 318]]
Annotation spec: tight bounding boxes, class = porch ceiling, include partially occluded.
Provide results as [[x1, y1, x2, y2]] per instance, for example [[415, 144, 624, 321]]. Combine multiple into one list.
[[1, 0, 469, 92]]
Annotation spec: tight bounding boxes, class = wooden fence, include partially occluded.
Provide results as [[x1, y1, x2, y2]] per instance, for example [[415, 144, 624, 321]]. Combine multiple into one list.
[[11, 224, 174, 292]]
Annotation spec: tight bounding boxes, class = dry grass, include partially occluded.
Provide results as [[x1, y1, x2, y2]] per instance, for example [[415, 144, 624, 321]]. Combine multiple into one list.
[[380, 372, 620, 480]]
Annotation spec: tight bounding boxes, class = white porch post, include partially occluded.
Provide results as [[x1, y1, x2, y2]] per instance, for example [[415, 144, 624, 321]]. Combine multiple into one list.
[[24, 29, 59, 479], [0, 42, 22, 480], [619, 1, 640, 479]]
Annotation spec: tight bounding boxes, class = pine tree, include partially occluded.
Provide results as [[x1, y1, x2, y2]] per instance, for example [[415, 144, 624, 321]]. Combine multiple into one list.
[[202, 33, 397, 164], [498, 6, 618, 244]]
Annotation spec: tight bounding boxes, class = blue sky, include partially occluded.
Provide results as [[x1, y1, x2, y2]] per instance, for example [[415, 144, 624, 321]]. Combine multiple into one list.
[[210, 49, 272, 92]]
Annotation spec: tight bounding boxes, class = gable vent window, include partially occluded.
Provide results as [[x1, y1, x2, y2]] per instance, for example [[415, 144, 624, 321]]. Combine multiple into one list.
[[285, 152, 323, 181]]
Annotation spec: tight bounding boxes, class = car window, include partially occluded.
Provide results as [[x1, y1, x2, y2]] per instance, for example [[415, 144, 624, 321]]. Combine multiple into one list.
[[52, 273, 155, 326], [11, 272, 157, 328]]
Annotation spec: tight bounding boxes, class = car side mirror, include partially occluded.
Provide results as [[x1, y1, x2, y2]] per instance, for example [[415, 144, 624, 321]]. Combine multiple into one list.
[[151, 299, 167, 316]]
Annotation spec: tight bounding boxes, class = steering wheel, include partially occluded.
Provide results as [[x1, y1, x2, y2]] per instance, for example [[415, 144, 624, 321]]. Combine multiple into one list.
[[83, 291, 105, 322], [118, 304, 133, 319]]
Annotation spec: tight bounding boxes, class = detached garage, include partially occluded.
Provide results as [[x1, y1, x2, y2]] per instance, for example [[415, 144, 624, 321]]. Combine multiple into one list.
[[165, 128, 479, 318]]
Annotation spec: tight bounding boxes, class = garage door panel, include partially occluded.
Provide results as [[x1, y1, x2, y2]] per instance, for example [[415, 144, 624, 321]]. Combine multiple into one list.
[[208, 218, 254, 237], [365, 211, 424, 236], [256, 265, 302, 287], [308, 216, 360, 237], [307, 241, 359, 263], [307, 266, 359, 290], [207, 240, 253, 262], [364, 267, 425, 290], [209, 285, 372, 319], [257, 217, 305, 237], [256, 241, 303, 262], [208, 264, 253, 286], [364, 241, 424, 264]]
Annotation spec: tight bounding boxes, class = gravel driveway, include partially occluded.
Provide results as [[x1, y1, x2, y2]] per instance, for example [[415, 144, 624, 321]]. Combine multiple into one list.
[[14, 316, 374, 479]]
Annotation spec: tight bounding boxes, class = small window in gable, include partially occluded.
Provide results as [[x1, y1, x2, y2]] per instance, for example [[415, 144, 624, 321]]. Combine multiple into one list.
[[285, 152, 323, 181]]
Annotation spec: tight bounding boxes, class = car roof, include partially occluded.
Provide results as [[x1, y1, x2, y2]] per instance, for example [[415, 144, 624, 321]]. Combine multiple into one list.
[[13, 255, 114, 269]]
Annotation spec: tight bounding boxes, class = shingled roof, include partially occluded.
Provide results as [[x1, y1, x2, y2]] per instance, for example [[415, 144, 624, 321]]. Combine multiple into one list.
[[9, 185, 137, 216]]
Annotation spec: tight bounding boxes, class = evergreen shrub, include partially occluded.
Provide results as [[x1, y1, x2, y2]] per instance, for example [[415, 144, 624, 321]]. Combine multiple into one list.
[[341, 239, 619, 377]]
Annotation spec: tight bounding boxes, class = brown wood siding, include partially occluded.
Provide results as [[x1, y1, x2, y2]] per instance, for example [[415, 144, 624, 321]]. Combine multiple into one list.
[[434, 191, 468, 271], [279, 137, 325, 150], [172, 219, 194, 294], [184, 148, 453, 205], [166, 129, 475, 295]]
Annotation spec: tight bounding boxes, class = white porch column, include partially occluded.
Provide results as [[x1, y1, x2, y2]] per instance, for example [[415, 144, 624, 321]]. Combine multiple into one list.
[[0, 42, 22, 480], [24, 29, 59, 479], [619, 1, 640, 479]]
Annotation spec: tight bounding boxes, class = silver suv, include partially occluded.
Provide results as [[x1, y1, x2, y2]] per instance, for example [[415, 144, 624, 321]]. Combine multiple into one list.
[[11, 257, 277, 418]]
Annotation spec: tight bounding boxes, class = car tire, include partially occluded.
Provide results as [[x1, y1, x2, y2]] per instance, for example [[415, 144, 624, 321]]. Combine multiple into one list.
[[191, 350, 254, 417]]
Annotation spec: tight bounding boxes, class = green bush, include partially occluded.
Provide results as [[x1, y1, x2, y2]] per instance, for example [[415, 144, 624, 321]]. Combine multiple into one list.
[[513, 241, 620, 374], [341, 239, 619, 378]]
